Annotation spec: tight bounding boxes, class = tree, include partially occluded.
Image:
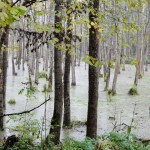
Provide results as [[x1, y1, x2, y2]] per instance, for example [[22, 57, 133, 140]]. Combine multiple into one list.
[[48, 0, 64, 144], [63, 0, 73, 127], [86, 0, 99, 139]]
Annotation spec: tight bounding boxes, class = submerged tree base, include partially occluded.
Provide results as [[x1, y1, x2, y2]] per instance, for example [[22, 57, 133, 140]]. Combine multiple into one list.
[[128, 86, 138, 95], [107, 89, 116, 96], [63, 120, 87, 129]]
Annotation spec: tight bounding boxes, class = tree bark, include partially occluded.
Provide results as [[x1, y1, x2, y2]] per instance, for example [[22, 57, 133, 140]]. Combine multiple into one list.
[[63, 0, 72, 127], [86, 0, 99, 139], [0, 26, 9, 129], [48, 0, 63, 144]]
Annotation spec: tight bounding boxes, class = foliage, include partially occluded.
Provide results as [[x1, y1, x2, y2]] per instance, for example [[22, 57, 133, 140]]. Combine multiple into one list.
[[128, 86, 138, 95], [99, 132, 150, 150], [107, 89, 116, 96], [7, 114, 41, 140], [39, 71, 48, 79], [60, 138, 97, 150], [0, 1, 27, 27], [42, 84, 52, 93], [1, 131, 150, 150], [18, 84, 38, 97], [8, 98, 16, 104]]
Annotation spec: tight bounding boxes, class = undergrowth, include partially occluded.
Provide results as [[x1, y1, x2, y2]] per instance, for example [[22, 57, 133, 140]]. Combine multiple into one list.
[[39, 71, 47, 79], [1, 132, 150, 150], [128, 85, 138, 95]]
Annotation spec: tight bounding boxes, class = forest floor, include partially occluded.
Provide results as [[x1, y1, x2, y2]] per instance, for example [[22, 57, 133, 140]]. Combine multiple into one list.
[[1, 58, 150, 141]]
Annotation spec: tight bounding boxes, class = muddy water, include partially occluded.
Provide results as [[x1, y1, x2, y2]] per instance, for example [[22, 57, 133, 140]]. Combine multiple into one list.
[[1, 58, 150, 140]]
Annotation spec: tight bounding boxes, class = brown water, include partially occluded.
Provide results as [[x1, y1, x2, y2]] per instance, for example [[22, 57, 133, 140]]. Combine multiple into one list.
[[1, 58, 150, 140]]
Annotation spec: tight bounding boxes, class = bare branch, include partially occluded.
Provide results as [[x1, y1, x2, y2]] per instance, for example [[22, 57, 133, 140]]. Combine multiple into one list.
[[0, 98, 51, 117]]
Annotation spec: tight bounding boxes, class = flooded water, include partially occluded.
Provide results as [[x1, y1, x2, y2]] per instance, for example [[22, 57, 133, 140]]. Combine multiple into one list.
[[1, 58, 150, 141]]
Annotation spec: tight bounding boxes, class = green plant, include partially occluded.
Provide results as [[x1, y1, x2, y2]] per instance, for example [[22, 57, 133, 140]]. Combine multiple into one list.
[[42, 84, 52, 93], [18, 84, 38, 98], [8, 98, 16, 104], [39, 71, 47, 79], [98, 132, 150, 150], [128, 85, 138, 95], [107, 89, 116, 96], [26, 86, 38, 97], [1, 131, 150, 150], [61, 138, 97, 150]]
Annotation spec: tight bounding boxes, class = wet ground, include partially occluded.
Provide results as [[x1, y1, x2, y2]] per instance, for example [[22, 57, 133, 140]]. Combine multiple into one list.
[[1, 58, 150, 141]]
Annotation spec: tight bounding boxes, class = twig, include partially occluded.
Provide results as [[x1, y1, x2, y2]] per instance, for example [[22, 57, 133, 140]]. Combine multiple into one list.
[[11, 0, 21, 7], [0, 98, 51, 117]]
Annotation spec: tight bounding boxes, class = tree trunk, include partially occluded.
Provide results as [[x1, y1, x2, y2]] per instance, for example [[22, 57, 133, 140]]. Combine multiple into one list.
[[104, 43, 111, 91], [63, 0, 72, 127], [12, 33, 17, 76], [48, 0, 63, 144], [112, 33, 120, 95], [35, 48, 40, 84], [0, 26, 9, 129], [71, 55, 76, 86], [86, 0, 99, 139]]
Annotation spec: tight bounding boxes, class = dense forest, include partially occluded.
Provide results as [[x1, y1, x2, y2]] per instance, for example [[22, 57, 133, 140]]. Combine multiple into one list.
[[0, 0, 150, 149]]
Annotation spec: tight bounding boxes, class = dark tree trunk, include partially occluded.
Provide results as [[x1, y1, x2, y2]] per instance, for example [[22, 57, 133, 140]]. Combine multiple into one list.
[[86, 0, 99, 139], [48, 0, 63, 145], [63, 0, 72, 127], [0, 26, 9, 129]]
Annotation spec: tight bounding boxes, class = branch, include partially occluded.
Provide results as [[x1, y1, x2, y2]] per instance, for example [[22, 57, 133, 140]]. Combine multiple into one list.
[[0, 98, 51, 117], [11, 0, 21, 7], [22, 0, 47, 7]]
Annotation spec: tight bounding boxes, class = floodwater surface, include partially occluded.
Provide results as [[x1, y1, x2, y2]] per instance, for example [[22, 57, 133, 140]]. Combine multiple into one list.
[[1, 58, 150, 141]]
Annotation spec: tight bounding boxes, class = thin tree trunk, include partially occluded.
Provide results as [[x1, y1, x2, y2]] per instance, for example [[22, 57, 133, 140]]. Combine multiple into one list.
[[71, 55, 76, 86], [63, 0, 72, 127], [112, 33, 120, 95], [0, 26, 9, 129], [35, 48, 40, 84], [104, 42, 112, 91]]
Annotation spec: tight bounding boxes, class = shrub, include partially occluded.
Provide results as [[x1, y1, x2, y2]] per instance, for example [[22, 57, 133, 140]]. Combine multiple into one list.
[[8, 98, 16, 104], [39, 71, 47, 79], [42, 84, 52, 93], [1, 132, 150, 150], [107, 89, 116, 96], [128, 86, 138, 95]]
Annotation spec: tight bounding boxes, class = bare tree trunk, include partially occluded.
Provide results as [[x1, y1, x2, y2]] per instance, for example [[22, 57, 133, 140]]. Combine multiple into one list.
[[26, 39, 33, 89], [12, 33, 17, 76], [86, 0, 99, 139], [0, 26, 9, 129], [49, 44, 54, 86], [63, 0, 72, 127], [48, 0, 63, 144], [145, 43, 149, 71], [35, 48, 40, 84], [112, 33, 120, 95], [71, 55, 76, 86], [134, 10, 143, 86], [17, 39, 22, 70], [104, 40, 112, 91]]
